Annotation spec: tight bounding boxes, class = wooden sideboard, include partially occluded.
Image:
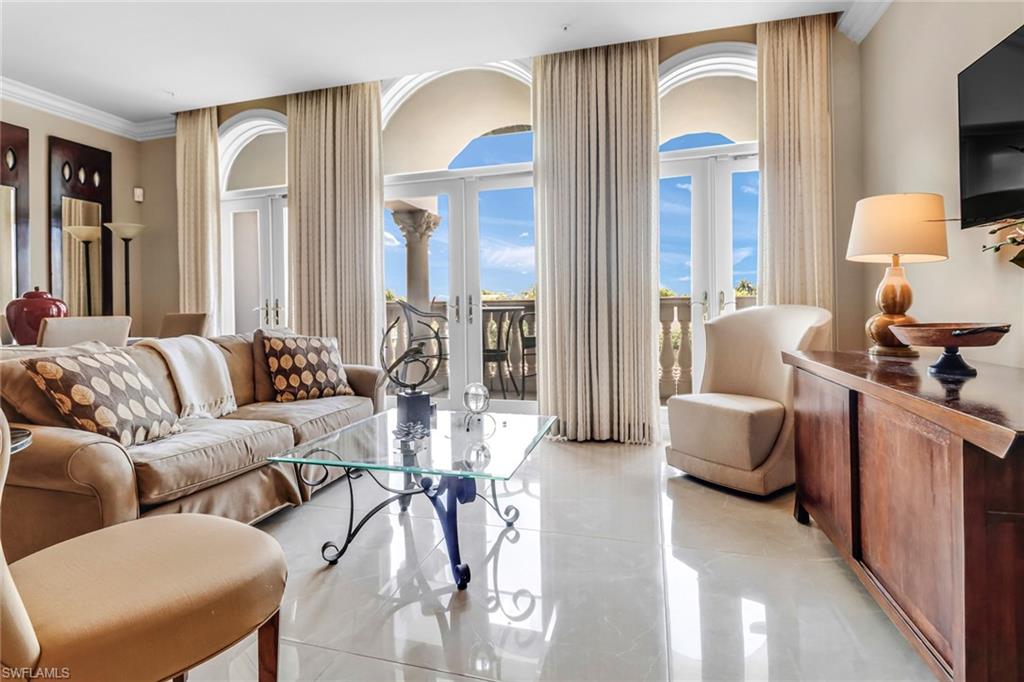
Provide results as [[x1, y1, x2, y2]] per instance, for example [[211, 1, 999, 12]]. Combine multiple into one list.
[[782, 351, 1023, 682]]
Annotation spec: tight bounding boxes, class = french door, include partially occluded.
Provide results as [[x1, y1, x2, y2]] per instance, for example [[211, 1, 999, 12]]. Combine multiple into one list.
[[658, 142, 759, 395], [220, 190, 288, 335], [382, 164, 537, 414]]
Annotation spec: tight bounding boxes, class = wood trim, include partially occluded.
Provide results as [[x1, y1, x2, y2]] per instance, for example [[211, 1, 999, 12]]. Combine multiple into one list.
[[258, 609, 279, 682], [1, 121, 30, 295], [48, 136, 113, 314]]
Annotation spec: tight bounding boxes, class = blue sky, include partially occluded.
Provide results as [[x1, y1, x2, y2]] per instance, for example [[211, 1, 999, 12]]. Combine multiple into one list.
[[383, 130, 758, 299]]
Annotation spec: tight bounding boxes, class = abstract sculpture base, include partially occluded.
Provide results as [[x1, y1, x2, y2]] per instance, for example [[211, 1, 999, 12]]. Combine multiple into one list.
[[396, 391, 431, 430]]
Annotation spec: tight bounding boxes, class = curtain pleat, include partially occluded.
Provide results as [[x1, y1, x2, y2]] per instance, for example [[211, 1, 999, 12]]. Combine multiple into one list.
[[757, 15, 836, 328], [286, 83, 383, 365], [534, 39, 660, 444], [175, 108, 223, 333]]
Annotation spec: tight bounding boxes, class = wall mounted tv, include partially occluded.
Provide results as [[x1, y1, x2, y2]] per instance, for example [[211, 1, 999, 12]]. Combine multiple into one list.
[[958, 23, 1024, 230]]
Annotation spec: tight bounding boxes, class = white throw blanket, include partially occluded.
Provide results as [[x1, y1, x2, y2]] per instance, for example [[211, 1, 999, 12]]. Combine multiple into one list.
[[138, 335, 237, 418]]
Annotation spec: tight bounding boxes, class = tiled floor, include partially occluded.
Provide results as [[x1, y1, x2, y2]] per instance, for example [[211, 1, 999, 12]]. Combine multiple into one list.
[[191, 439, 933, 681]]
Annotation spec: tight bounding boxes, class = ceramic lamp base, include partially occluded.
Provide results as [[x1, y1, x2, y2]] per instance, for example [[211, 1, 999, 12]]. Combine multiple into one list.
[[866, 263, 919, 357]]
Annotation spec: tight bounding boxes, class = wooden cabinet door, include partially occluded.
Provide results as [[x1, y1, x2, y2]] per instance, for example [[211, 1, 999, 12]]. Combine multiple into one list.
[[794, 370, 855, 554]]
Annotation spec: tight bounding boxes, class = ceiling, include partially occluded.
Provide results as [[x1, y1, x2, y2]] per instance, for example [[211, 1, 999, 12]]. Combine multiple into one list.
[[2, 1, 853, 124]]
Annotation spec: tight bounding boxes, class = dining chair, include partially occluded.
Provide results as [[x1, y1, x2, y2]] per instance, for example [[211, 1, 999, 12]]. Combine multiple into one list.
[[159, 312, 210, 338], [0, 413, 286, 681], [517, 311, 537, 399], [36, 316, 131, 347]]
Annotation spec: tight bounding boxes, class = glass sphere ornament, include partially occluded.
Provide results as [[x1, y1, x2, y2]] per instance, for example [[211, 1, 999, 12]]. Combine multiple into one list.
[[463, 382, 490, 414], [464, 442, 492, 468]]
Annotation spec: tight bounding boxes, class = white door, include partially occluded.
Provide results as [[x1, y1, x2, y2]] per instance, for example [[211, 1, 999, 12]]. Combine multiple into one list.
[[221, 191, 288, 335], [465, 170, 536, 413], [659, 144, 759, 395]]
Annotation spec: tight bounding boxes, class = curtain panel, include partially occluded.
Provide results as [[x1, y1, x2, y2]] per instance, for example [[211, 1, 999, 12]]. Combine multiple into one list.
[[533, 39, 660, 444], [287, 83, 383, 366], [175, 108, 223, 334], [756, 15, 836, 322]]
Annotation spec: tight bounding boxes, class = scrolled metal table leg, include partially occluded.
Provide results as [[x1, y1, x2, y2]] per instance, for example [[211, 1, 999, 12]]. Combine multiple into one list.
[[422, 475, 476, 590], [477, 479, 520, 527]]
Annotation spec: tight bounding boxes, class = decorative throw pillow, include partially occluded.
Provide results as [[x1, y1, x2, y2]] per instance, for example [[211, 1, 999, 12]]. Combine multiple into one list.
[[262, 334, 353, 402], [21, 350, 181, 447]]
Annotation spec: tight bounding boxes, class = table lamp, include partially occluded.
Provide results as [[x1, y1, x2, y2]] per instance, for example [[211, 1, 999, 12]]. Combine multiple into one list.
[[846, 193, 948, 357], [104, 223, 147, 316], [64, 224, 102, 316]]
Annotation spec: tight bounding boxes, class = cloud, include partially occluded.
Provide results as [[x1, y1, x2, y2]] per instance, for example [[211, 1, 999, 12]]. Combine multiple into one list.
[[675, 182, 692, 191], [479, 215, 534, 229], [383, 231, 401, 247], [519, 232, 529, 238], [739, 184, 759, 195], [661, 200, 691, 217], [481, 240, 536, 271], [733, 247, 754, 265]]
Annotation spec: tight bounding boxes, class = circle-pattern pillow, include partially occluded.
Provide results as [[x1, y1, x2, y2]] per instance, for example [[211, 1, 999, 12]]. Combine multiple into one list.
[[262, 334, 354, 402], [21, 350, 182, 447]]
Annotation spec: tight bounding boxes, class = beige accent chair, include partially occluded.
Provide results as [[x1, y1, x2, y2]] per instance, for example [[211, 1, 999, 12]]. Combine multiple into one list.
[[666, 305, 832, 496], [160, 312, 210, 337], [0, 413, 286, 682], [36, 316, 132, 347]]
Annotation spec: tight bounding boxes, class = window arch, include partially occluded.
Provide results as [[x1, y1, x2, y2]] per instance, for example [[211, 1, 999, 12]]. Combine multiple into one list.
[[217, 108, 287, 192], [658, 41, 757, 97]]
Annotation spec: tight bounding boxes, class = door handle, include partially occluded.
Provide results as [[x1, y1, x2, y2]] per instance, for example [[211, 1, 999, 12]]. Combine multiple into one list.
[[468, 295, 474, 324], [264, 298, 270, 325], [273, 298, 281, 326], [450, 295, 461, 323], [718, 290, 735, 313]]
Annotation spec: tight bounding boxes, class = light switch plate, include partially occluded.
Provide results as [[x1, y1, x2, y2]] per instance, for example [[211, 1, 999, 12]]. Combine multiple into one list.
[[133, 187, 144, 202]]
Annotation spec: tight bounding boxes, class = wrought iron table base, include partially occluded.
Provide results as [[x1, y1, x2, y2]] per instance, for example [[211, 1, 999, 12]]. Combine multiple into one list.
[[300, 458, 518, 590]]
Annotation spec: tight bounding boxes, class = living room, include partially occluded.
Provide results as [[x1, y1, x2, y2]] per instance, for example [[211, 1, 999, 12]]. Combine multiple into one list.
[[1, 2, 1022, 681]]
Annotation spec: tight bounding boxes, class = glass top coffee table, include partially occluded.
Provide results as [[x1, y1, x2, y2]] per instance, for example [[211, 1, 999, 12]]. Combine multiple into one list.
[[270, 409, 555, 589]]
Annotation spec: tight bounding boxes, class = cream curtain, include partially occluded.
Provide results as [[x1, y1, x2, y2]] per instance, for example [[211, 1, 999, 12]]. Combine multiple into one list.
[[757, 15, 835, 319], [534, 40, 660, 444], [175, 107, 223, 334], [287, 83, 383, 365], [61, 197, 101, 316]]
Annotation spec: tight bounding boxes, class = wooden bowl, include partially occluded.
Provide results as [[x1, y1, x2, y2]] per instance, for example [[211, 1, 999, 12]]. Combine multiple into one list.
[[889, 323, 1011, 377], [889, 323, 1011, 348]]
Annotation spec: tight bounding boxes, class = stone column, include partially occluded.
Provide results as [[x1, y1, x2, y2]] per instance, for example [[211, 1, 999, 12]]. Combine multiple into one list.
[[392, 209, 440, 310]]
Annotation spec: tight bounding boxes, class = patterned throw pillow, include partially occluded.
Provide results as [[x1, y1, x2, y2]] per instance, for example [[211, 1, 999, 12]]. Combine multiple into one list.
[[21, 350, 181, 447], [262, 334, 353, 402]]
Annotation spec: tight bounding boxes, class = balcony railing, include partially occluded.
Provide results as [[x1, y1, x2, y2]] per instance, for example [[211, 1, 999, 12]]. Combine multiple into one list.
[[383, 295, 755, 403]]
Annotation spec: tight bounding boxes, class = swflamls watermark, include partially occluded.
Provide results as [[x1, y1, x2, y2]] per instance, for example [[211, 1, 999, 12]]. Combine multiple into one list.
[[1, 667, 71, 680]]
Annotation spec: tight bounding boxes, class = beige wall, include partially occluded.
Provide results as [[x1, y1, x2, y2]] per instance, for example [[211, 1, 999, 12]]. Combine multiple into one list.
[[660, 76, 756, 144], [0, 99, 143, 317], [860, 1, 1024, 368], [226, 131, 287, 190], [383, 70, 531, 175], [137, 136, 178, 337], [659, 24, 757, 62], [831, 30, 866, 350]]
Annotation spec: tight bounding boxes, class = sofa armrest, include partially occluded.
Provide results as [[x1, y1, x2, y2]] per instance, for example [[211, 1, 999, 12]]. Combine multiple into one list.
[[343, 364, 387, 413], [2, 424, 139, 560]]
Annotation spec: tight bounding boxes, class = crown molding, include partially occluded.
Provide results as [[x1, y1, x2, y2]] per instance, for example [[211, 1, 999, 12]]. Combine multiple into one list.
[[0, 77, 175, 141], [837, 0, 891, 44]]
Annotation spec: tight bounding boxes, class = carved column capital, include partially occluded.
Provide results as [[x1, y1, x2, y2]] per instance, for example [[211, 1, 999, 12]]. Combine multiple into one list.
[[392, 209, 441, 244]]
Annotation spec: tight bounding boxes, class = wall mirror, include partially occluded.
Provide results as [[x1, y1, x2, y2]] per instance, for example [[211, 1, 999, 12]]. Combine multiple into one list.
[[1, 121, 30, 308], [49, 136, 112, 315]]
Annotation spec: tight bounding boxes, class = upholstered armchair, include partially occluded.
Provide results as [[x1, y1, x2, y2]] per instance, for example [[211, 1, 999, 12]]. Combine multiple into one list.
[[0, 413, 287, 682], [666, 305, 832, 496]]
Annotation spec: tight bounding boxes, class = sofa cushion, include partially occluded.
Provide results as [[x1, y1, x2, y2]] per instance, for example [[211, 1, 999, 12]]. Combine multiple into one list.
[[261, 333, 353, 402], [667, 392, 785, 472], [210, 333, 256, 407], [0, 341, 110, 425], [223, 395, 373, 444], [129, 417, 293, 506], [252, 328, 294, 403]]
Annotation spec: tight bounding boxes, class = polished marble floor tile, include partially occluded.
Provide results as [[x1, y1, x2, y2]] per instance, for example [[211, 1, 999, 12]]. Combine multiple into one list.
[[197, 438, 933, 681]]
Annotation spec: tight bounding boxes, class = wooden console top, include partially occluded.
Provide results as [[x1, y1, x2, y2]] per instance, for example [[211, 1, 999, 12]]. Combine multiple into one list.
[[783, 350, 1024, 458]]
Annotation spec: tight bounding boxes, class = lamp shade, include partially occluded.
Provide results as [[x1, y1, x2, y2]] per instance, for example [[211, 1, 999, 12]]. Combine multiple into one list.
[[64, 224, 102, 243], [103, 222, 147, 240], [846, 193, 949, 264]]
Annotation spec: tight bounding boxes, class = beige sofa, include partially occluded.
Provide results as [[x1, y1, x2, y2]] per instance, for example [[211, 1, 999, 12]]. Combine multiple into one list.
[[0, 333, 386, 562]]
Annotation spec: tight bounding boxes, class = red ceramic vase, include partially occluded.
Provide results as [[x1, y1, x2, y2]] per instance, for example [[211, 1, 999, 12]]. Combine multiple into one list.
[[5, 288, 68, 345]]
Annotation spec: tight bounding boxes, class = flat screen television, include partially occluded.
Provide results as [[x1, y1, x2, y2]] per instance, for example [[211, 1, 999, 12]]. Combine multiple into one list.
[[958, 24, 1024, 229]]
